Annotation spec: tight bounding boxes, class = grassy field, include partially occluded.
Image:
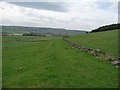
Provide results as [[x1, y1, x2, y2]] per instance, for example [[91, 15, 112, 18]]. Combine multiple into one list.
[[69, 30, 118, 57], [2, 34, 118, 88]]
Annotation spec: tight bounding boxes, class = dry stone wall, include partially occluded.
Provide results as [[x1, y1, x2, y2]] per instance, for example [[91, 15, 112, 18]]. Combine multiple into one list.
[[63, 37, 120, 68]]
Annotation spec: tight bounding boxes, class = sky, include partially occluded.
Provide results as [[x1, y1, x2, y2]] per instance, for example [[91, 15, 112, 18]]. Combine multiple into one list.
[[0, 0, 119, 31]]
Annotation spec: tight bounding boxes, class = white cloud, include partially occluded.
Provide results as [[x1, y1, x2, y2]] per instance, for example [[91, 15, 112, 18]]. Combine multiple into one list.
[[1, 0, 119, 2], [0, 1, 118, 31]]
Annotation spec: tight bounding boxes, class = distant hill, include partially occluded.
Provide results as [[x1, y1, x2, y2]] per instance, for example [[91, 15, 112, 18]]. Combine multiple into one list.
[[2, 26, 86, 36], [91, 23, 120, 33]]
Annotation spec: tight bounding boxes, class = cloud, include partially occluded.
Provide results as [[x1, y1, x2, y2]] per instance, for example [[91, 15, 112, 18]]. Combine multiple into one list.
[[9, 2, 67, 12], [118, 2, 120, 23], [1, 0, 119, 2], [0, 1, 118, 31]]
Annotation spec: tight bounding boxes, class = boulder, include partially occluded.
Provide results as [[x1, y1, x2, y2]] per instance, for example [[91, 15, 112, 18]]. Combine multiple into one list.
[[87, 48, 93, 51], [111, 60, 120, 66], [96, 49, 101, 52]]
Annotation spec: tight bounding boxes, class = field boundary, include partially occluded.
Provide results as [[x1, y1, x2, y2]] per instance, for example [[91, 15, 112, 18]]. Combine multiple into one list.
[[63, 37, 120, 68]]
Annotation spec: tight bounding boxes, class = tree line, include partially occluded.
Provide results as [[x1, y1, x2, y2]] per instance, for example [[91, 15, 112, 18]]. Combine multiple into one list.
[[90, 23, 120, 33]]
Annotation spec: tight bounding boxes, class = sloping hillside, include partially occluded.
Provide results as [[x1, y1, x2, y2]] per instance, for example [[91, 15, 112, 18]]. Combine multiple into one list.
[[69, 30, 118, 57]]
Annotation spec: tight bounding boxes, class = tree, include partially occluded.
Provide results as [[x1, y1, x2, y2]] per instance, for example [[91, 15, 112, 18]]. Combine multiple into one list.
[[91, 23, 120, 33]]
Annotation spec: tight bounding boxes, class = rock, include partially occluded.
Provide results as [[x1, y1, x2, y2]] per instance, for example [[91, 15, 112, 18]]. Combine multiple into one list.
[[90, 50, 95, 55], [111, 60, 120, 66], [84, 48, 88, 52], [112, 57, 118, 61], [105, 55, 114, 61], [87, 48, 93, 51], [100, 51, 106, 55], [96, 49, 101, 52]]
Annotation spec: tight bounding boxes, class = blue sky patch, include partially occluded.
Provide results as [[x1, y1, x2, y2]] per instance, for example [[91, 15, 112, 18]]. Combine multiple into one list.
[[95, 2, 112, 10]]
